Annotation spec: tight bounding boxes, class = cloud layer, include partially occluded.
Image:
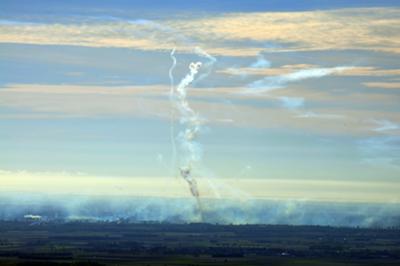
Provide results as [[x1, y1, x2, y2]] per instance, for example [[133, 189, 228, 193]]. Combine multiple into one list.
[[1, 8, 400, 55]]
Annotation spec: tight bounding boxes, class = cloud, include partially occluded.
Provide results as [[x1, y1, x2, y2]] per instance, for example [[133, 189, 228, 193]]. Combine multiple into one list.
[[250, 55, 271, 68], [0, 169, 399, 203], [218, 64, 316, 76], [1, 8, 400, 56], [364, 82, 400, 89], [220, 65, 400, 78], [171, 7, 400, 54], [359, 136, 400, 167], [277, 96, 344, 122], [218, 54, 273, 78], [279, 96, 304, 110], [0, 83, 172, 120], [372, 119, 400, 132], [339, 67, 400, 77], [1, 83, 399, 136], [246, 66, 351, 93], [0, 18, 258, 56], [295, 111, 345, 120]]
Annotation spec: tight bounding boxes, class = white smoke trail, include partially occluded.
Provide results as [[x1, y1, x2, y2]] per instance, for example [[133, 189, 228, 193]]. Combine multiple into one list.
[[172, 59, 204, 220], [176, 62, 203, 182], [169, 48, 177, 177], [193, 47, 217, 84], [167, 45, 217, 221], [126, 20, 218, 184], [129, 19, 218, 218], [169, 48, 177, 90]]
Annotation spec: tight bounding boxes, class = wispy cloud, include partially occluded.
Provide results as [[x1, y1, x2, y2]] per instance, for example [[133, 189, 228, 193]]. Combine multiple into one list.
[[364, 82, 400, 89], [359, 136, 400, 167], [246, 66, 351, 93], [220, 66, 400, 78], [372, 119, 400, 132], [218, 64, 316, 76], [295, 111, 345, 120], [171, 8, 400, 54], [250, 54, 271, 68], [1, 8, 400, 55], [279, 96, 304, 110], [2, 83, 399, 136], [340, 67, 400, 77]]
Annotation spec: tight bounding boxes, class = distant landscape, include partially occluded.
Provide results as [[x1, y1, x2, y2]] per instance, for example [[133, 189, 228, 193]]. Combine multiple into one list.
[[2, 0, 400, 265], [0, 221, 399, 266]]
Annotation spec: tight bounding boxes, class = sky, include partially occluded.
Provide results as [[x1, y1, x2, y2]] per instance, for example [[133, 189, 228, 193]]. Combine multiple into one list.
[[1, 0, 400, 209]]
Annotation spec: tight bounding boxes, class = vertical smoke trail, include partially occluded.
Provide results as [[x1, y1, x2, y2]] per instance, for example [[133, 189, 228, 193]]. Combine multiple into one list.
[[177, 61, 202, 192], [172, 59, 204, 220], [169, 48, 177, 177], [129, 19, 221, 219], [167, 45, 216, 221]]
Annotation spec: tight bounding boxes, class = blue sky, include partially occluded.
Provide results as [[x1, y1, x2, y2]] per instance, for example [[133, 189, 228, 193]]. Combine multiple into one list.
[[1, 1, 400, 204], [2, 0, 399, 13]]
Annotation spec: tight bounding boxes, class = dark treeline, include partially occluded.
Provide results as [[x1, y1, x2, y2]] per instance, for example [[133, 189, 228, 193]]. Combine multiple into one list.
[[0, 221, 399, 265]]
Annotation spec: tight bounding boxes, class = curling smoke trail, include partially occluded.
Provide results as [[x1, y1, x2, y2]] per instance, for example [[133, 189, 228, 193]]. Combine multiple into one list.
[[193, 47, 217, 84], [170, 58, 204, 220], [168, 46, 216, 221], [176, 61, 203, 219]]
